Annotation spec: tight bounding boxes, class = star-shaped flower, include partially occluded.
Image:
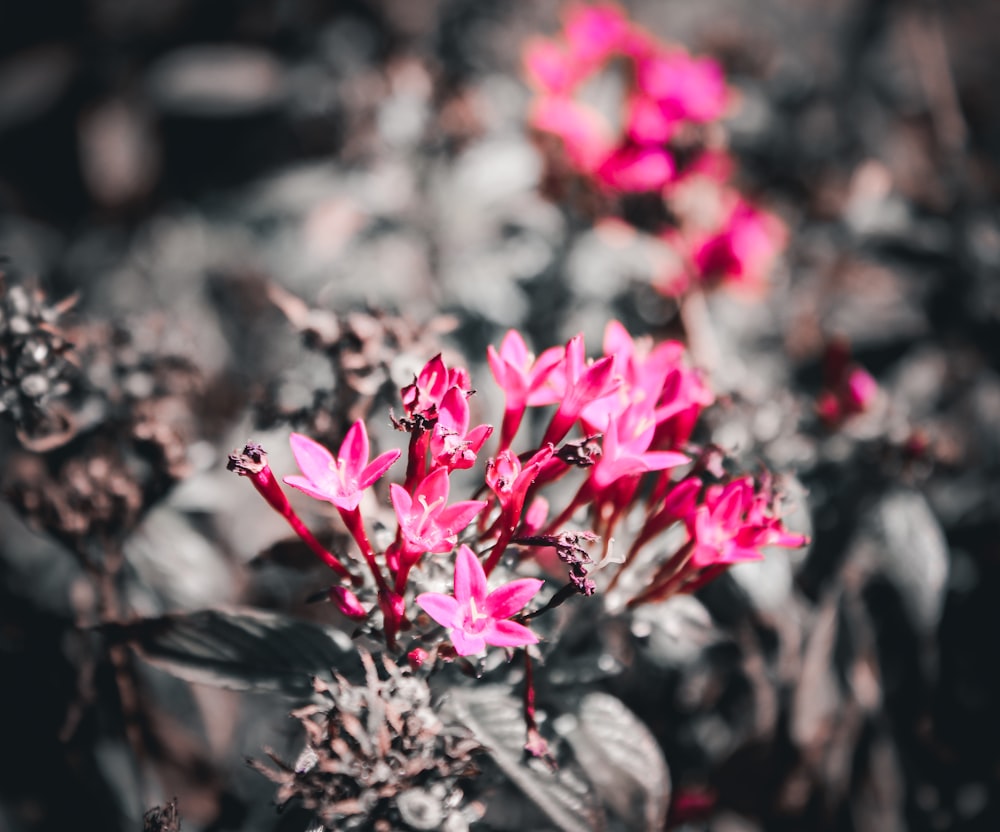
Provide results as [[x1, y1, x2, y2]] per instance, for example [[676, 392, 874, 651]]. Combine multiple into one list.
[[416, 545, 543, 656], [283, 422, 400, 512]]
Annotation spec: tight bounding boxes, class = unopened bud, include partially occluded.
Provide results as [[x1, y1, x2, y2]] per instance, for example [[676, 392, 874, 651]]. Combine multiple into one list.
[[330, 586, 368, 620]]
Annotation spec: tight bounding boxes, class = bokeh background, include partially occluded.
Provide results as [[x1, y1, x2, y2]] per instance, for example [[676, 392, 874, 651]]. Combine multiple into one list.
[[2, 1, 1000, 830]]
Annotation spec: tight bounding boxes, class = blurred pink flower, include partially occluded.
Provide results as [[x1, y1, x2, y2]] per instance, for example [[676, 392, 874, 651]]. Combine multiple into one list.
[[691, 199, 786, 291], [416, 544, 542, 656]]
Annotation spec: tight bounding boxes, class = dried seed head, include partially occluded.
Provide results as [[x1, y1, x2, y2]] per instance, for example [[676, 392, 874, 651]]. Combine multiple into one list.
[[250, 651, 481, 831]]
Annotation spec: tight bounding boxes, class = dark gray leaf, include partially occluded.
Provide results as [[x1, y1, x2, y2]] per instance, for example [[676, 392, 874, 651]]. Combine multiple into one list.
[[446, 686, 606, 832], [560, 692, 670, 832], [104, 607, 360, 696], [857, 488, 948, 635]]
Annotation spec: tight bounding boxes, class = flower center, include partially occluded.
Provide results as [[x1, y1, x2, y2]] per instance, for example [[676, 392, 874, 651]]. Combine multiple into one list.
[[461, 597, 489, 635]]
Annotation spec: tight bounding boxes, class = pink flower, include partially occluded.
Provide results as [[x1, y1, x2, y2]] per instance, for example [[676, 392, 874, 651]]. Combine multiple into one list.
[[486, 447, 554, 526], [539, 334, 621, 446], [691, 199, 786, 291], [686, 477, 806, 568], [844, 367, 878, 414], [283, 423, 400, 512], [416, 545, 542, 656], [589, 403, 688, 490], [529, 96, 615, 173], [488, 329, 565, 449], [390, 468, 487, 555], [595, 145, 674, 192], [635, 51, 728, 124], [401, 354, 472, 422], [563, 3, 631, 66], [430, 386, 493, 471]]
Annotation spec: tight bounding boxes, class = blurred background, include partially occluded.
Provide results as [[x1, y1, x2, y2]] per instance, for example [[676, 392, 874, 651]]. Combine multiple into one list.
[[2, 0, 1000, 830]]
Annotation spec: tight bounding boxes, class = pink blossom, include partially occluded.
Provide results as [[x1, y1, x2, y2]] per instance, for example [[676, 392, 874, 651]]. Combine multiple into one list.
[[283, 423, 400, 512], [844, 367, 878, 414], [539, 334, 621, 446], [635, 51, 728, 124], [691, 199, 786, 291], [685, 478, 806, 569], [416, 545, 542, 656], [563, 3, 631, 66], [529, 96, 615, 173], [401, 354, 472, 422], [390, 468, 487, 556], [430, 386, 493, 471], [589, 403, 688, 490], [488, 329, 565, 449], [582, 320, 701, 431], [595, 145, 674, 192], [486, 447, 554, 526]]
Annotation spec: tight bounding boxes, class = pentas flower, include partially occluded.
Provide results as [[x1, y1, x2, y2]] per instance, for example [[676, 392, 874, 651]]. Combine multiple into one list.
[[430, 386, 493, 471], [689, 199, 786, 293], [487, 330, 565, 450], [633, 49, 728, 127], [401, 354, 472, 423], [390, 468, 487, 556], [416, 545, 542, 656], [683, 477, 805, 569], [525, 3, 730, 195], [582, 320, 696, 432], [283, 423, 400, 513], [539, 334, 620, 447], [589, 403, 689, 491]]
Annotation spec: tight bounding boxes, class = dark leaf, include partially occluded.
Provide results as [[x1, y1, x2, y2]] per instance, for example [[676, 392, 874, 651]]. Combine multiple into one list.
[[561, 692, 671, 832], [446, 686, 606, 832], [103, 607, 360, 696]]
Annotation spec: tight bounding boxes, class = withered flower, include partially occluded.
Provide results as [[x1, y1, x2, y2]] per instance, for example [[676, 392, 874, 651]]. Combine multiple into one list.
[[251, 651, 481, 831]]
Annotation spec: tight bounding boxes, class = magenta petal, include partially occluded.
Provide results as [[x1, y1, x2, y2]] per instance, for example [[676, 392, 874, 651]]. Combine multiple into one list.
[[439, 386, 470, 433], [690, 543, 723, 569], [359, 448, 401, 489], [416, 466, 450, 506], [642, 451, 690, 471], [467, 424, 494, 452], [483, 619, 539, 649], [450, 629, 487, 657], [339, 421, 369, 477], [415, 592, 460, 629], [282, 474, 333, 502], [485, 578, 543, 620], [453, 544, 487, 604], [289, 433, 335, 483], [436, 500, 488, 536], [389, 482, 412, 518]]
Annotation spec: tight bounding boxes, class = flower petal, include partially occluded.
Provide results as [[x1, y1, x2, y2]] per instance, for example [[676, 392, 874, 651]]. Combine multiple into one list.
[[288, 433, 335, 484], [450, 629, 487, 657], [339, 421, 370, 478], [436, 500, 488, 536], [359, 448, 401, 489], [389, 482, 413, 519], [485, 578, 543, 620], [483, 619, 539, 649], [453, 544, 487, 605], [282, 474, 334, 502], [415, 592, 460, 629], [415, 466, 450, 507]]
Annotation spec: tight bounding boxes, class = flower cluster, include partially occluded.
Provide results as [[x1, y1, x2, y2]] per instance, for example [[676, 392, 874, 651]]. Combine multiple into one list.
[[231, 319, 806, 663], [524, 3, 785, 296]]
